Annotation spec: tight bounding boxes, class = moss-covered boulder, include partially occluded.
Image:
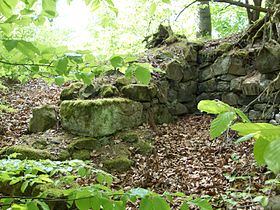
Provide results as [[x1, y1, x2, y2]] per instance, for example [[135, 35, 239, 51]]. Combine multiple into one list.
[[115, 76, 131, 88], [72, 149, 91, 160], [121, 84, 157, 102], [102, 156, 134, 172], [60, 82, 83, 100], [99, 84, 119, 97], [120, 132, 139, 143], [60, 98, 143, 137], [165, 60, 184, 82], [0, 145, 51, 160], [67, 137, 108, 152], [29, 105, 57, 133]]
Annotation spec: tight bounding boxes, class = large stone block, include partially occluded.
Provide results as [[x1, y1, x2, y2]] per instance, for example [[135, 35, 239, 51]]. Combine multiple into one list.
[[60, 98, 143, 137], [177, 81, 197, 102], [242, 73, 262, 96], [198, 79, 216, 93]]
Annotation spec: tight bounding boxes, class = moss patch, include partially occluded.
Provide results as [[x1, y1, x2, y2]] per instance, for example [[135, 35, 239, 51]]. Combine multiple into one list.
[[71, 149, 91, 160], [0, 145, 51, 160], [134, 140, 154, 155], [102, 156, 134, 172], [121, 132, 139, 143]]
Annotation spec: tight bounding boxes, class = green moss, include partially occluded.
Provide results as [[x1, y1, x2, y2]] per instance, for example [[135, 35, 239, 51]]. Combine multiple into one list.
[[60, 82, 83, 100], [57, 149, 71, 160], [232, 49, 249, 58], [115, 76, 131, 87], [68, 138, 100, 151], [99, 84, 119, 98], [1, 145, 51, 160], [71, 149, 91, 160], [102, 156, 134, 172], [217, 42, 232, 53], [121, 132, 139, 143], [134, 140, 154, 155]]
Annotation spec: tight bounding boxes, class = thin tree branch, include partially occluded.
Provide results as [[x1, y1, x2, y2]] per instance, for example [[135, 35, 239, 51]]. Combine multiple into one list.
[[175, 0, 198, 21], [201, 0, 268, 13], [0, 60, 53, 68]]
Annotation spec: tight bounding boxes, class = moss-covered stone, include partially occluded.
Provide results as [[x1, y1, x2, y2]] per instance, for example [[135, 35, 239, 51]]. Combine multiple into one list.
[[102, 156, 134, 172], [0, 145, 51, 160], [165, 60, 184, 82], [72, 149, 91, 160], [121, 84, 157, 102], [60, 82, 83, 101], [67, 138, 102, 152], [115, 76, 131, 87], [121, 132, 139, 143], [60, 98, 143, 137], [99, 84, 119, 98], [80, 84, 100, 99], [134, 140, 154, 155], [57, 149, 71, 160], [29, 105, 57, 133]]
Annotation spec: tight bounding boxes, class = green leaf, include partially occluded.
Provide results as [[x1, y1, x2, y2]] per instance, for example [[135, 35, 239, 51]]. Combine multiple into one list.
[[231, 123, 280, 141], [235, 133, 258, 144], [110, 55, 124, 68], [21, 180, 29, 193], [0, 1, 14, 17], [197, 100, 231, 114], [149, 3, 157, 16], [162, 0, 171, 3], [26, 201, 39, 210], [56, 57, 69, 75], [90, 0, 101, 12], [253, 196, 269, 207], [36, 201, 50, 210], [234, 108, 250, 123], [180, 201, 189, 210], [0, 23, 13, 35], [254, 137, 270, 165], [210, 112, 236, 139], [3, 40, 18, 51], [78, 167, 87, 177], [129, 188, 150, 198], [134, 66, 151, 85], [54, 76, 65, 86], [140, 196, 170, 210], [17, 40, 40, 57], [190, 198, 212, 210], [264, 139, 280, 174], [75, 190, 92, 210], [42, 0, 57, 18]]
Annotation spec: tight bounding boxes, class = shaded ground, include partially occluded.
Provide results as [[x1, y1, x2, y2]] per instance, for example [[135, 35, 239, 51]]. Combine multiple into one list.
[[0, 79, 273, 209]]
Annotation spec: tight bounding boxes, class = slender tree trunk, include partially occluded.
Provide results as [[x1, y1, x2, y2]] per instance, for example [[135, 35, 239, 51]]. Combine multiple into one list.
[[197, 1, 212, 38]]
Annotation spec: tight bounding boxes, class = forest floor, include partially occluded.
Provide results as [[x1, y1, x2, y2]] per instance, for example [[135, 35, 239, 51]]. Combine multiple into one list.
[[0, 79, 274, 209]]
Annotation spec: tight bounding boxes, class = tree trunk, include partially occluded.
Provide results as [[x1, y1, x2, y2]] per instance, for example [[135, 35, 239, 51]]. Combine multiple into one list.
[[197, 1, 212, 38]]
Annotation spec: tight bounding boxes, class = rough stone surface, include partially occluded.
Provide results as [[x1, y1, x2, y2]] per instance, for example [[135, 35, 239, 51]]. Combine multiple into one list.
[[60, 82, 83, 100], [198, 79, 216, 93], [182, 65, 198, 82], [230, 77, 245, 92], [168, 102, 188, 115], [222, 92, 239, 106], [99, 84, 119, 98], [242, 73, 262, 96], [121, 84, 157, 102], [165, 60, 184, 82], [217, 81, 230, 92], [156, 80, 169, 103], [256, 45, 280, 73], [60, 98, 143, 137], [29, 105, 57, 133], [177, 81, 197, 102]]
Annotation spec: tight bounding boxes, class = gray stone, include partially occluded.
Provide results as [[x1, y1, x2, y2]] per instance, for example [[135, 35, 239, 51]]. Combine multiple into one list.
[[29, 105, 57, 133], [121, 84, 157, 102], [165, 60, 184, 82], [168, 102, 188, 115], [230, 77, 245, 92], [242, 73, 262, 96], [256, 45, 280, 73], [182, 65, 198, 82], [184, 45, 198, 62], [80, 84, 100, 99], [254, 104, 269, 111], [60, 98, 143, 137], [199, 66, 213, 82], [198, 79, 216, 93], [222, 93, 239, 106], [219, 74, 237, 81], [149, 105, 174, 124], [156, 80, 169, 103], [249, 110, 262, 121], [167, 89, 178, 102], [217, 81, 230, 92], [275, 113, 280, 123], [197, 92, 222, 102], [212, 55, 246, 76], [178, 81, 197, 102], [238, 95, 258, 106]]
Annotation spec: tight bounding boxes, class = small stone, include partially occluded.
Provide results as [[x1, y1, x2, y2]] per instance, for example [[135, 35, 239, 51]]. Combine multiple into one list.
[[222, 93, 239, 106], [275, 113, 280, 123], [165, 60, 184, 82], [60, 82, 83, 100], [230, 77, 245, 92], [198, 79, 216, 93], [102, 156, 134, 172], [134, 140, 154, 155], [217, 81, 230, 92], [121, 84, 157, 102], [99, 84, 119, 98], [29, 105, 57, 133]]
